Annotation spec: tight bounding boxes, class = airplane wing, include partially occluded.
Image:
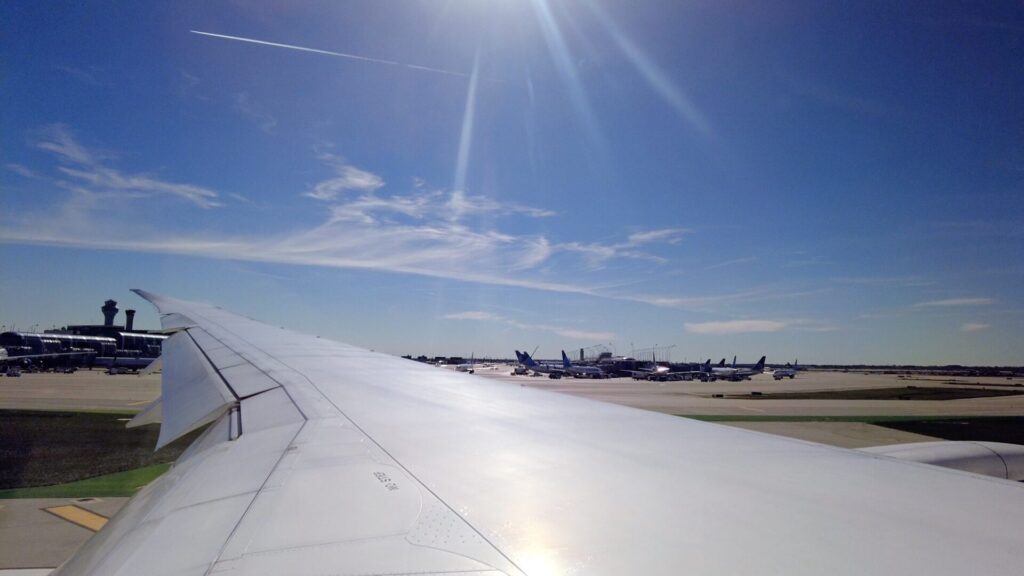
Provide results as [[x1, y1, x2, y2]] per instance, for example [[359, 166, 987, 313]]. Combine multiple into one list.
[[56, 291, 1024, 575]]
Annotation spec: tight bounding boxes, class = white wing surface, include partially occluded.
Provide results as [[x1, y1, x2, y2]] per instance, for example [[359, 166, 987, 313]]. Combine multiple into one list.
[[55, 291, 1024, 575]]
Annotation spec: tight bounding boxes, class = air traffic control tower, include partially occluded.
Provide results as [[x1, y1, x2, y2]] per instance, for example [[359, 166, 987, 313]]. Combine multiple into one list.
[[101, 299, 119, 326]]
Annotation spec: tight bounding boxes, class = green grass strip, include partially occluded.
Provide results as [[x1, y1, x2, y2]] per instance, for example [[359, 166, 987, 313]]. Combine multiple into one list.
[[0, 463, 170, 499]]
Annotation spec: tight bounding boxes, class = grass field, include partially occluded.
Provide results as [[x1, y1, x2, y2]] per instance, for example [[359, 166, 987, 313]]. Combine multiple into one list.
[[0, 463, 170, 498], [0, 409, 200, 491]]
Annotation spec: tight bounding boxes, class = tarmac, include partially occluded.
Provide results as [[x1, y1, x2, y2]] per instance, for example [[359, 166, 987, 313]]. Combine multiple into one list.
[[0, 370, 160, 413], [2, 367, 1024, 572], [0, 497, 125, 572]]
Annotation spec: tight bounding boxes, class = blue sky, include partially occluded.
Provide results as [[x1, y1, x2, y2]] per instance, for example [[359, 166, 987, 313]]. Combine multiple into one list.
[[2, 1, 1022, 364]]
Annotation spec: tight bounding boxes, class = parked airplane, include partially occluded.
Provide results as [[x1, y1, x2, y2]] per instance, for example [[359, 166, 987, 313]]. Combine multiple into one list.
[[625, 361, 671, 379], [509, 350, 529, 375], [774, 359, 799, 380], [54, 291, 1024, 576], [561, 350, 608, 378], [709, 355, 766, 381], [629, 359, 711, 381], [517, 350, 565, 378], [455, 354, 475, 373]]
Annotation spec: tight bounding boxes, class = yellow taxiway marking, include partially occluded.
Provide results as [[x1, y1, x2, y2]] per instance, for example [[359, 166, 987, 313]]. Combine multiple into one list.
[[43, 505, 108, 532], [127, 400, 151, 406]]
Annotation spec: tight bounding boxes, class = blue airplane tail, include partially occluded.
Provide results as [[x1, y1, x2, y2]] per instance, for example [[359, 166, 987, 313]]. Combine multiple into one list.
[[754, 356, 766, 371], [520, 351, 538, 368], [561, 350, 572, 368], [515, 350, 524, 363]]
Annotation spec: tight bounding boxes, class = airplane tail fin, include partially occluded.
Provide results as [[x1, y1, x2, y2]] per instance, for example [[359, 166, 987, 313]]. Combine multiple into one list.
[[732, 355, 737, 368], [754, 356, 766, 371], [702, 359, 711, 371], [718, 358, 726, 367], [515, 350, 523, 363], [521, 351, 538, 367], [561, 350, 572, 368]]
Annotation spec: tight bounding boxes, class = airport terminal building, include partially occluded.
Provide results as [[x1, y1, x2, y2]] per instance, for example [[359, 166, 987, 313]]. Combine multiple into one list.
[[0, 299, 165, 367]]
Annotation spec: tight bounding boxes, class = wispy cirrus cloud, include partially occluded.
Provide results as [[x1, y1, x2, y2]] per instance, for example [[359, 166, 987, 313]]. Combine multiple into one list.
[[444, 310, 613, 341], [234, 92, 277, 133], [961, 323, 991, 332], [306, 153, 553, 223], [832, 276, 934, 287], [706, 256, 756, 270], [561, 227, 691, 269], [31, 124, 222, 208], [2, 126, 756, 316], [6, 164, 38, 178], [55, 65, 102, 86], [306, 165, 386, 201], [685, 320, 787, 335], [914, 297, 994, 307], [627, 287, 831, 311], [685, 318, 835, 335]]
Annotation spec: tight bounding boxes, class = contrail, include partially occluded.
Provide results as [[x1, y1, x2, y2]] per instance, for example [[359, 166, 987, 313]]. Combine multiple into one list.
[[191, 30, 469, 79]]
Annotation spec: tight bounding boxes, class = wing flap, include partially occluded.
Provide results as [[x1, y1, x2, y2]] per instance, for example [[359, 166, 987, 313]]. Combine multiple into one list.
[[157, 312, 197, 332], [156, 331, 236, 450], [126, 395, 162, 428]]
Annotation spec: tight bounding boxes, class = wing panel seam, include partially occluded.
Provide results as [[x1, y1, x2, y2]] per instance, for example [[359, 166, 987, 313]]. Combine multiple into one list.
[[185, 329, 241, 401], [185, 310, 526, 576], [202, 420, 308, 576]]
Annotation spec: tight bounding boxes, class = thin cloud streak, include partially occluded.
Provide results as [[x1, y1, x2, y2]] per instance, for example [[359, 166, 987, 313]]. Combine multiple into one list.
[[914, 298, 994, 307], [444, 310, 614, 341], [191, 30, 470, 79], [560, 227, 690, 269], [961, 323, 991, 332], [832, 276, 934, 287], [33, 125, 221, 208], [6, 164, 38, 178], [234, 92, 277, 133], [707, 256, 756, 270], [685, 320, 787, 335], [684, 318, 835, 335], [305, 165, 385, 201]]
